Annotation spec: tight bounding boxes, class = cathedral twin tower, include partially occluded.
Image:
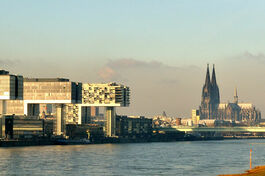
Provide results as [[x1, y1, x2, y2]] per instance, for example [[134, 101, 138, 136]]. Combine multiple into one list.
[[199, 64, 261, 122], [200, 64, 220, 119]]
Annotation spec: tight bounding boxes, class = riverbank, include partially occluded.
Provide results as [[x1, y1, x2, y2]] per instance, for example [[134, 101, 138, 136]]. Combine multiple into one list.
[[3, 135, 265, 147], [219, 166, 265, 176], [0, 139, 55, 147], [0, 135, 218, 147]]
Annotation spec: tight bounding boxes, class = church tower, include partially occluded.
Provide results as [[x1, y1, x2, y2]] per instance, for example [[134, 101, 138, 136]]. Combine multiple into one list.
[[234, 87, 238, 104], [200, 64, 220, 119], [210, 64, 220, 119], [200, 64, 212, 119]]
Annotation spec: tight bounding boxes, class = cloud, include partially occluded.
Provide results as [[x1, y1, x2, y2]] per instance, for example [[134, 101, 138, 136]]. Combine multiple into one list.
[[97, 58, 203, 117], [98, 66, 122, 82], [97, 58, 180, 82], [106, 58, 177, 70], [231, 52, 265, 64]]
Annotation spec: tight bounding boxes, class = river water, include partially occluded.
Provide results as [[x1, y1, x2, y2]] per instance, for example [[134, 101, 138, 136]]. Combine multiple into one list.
[[0, 139, 264, 176]]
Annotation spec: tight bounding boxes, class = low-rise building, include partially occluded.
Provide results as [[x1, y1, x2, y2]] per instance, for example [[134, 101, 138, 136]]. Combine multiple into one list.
[[153, 115, 177, 127], [65, 124, 104, 142], [192, 109, 200, 125], [0, 115, 44, 139], [116, 115, 152, 139]]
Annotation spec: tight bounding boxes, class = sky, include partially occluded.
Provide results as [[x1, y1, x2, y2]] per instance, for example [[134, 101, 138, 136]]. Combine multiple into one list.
[[1, 0, 265, 117]]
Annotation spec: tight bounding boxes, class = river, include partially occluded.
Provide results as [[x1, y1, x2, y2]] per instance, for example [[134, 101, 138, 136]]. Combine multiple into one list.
[[0, 139, 264, 175]]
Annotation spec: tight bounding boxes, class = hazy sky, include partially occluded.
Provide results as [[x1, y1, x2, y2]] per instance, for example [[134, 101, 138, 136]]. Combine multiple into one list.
[[1, 0, 265, 117]]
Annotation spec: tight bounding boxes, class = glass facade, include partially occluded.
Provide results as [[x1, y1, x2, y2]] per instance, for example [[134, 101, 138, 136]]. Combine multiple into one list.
[[23, 78, 81, 103], [0, 75, 23, 100]]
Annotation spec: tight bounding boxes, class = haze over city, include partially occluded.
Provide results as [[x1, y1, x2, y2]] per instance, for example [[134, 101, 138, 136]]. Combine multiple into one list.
[[1, 0, 265, 117]]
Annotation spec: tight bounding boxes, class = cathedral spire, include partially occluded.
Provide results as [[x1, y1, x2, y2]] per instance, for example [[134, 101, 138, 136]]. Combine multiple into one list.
[[234, 87, 238, 104], [201, 64, 220, 120], [205, 64, 210, 85], [211, 64, 217, 85]]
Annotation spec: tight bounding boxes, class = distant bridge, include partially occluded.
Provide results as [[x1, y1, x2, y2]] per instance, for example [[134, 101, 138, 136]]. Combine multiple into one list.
[[157, 126, 265, 133]]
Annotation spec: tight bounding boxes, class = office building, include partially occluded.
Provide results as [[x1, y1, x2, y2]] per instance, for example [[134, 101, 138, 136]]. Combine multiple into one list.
[[0, 70, 23, 116], [0, 70, 130, 138], [0, 70, 23, 101], [82, 83, 130, 137], [23, 78, 82, 135]]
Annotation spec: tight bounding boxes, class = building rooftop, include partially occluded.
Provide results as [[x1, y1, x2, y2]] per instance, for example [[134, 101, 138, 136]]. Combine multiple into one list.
[[0, 70, 9, 75], [24, 78, 70, 82], [84, 82, 126, 87], [0, 70, 23, 77]]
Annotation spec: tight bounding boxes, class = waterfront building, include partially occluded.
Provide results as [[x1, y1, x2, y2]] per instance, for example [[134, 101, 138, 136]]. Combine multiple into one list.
[[82, 83, 130, 137], [0, 70, 130, 138], [153, 116, 174, 127], [152, 112, 178, 127], [180, 118, 193, 126], [176, 118, 181, 126], [191, 109, 200, 125], [22, 78, 83, 135], [0, 115, 44, 139], [82, 83, 130, 106], [0, 70, 23, 101], [199, 65, 261, 124], [116, 115, 152, 139], [65, 124, 104, 142], [0, 70, 23, 116]]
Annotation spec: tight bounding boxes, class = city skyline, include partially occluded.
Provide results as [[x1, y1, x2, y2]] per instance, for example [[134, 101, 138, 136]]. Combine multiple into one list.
[[2, 1, 265, 176], [1, 1, 265, 117]]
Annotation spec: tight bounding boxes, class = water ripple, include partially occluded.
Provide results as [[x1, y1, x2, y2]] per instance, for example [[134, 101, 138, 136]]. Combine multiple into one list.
[[0, 140, 264, 176]]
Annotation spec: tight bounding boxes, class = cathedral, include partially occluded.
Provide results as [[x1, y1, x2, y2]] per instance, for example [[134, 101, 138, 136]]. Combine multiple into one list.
[[199, 65, 261, 123]]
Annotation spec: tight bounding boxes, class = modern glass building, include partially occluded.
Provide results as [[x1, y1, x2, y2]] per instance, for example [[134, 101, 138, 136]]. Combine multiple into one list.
[[82, 83, 130, 137], [0, 70, 131, 137], [0, 70, 23, 100]]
